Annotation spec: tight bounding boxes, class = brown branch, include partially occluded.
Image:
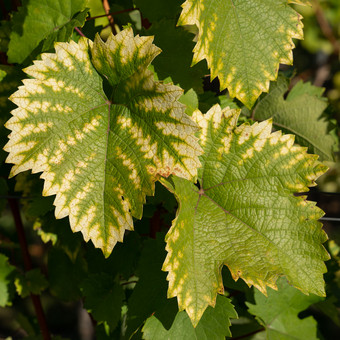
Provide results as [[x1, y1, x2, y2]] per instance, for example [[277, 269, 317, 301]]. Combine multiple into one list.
[[8, 198, 51, 340], [313, 0, 340, 56], [102, 0, 116, 34], [86, 8, 137, 21], [75, 27, 86, 37]]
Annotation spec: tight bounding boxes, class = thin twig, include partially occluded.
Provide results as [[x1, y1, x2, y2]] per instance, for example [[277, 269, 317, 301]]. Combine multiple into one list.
[[8, 198, 51, 340], [74, 27, 86, 37], [313, 0, 340, 56], [86, 8, 137, 21], [102, 0, 116, 34]]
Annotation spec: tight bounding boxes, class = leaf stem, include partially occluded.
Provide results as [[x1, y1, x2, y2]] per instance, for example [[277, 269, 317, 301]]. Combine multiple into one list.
[[102, 0, 116, 34], [75, 27, 86, 37], [8, 198, 51, 340]]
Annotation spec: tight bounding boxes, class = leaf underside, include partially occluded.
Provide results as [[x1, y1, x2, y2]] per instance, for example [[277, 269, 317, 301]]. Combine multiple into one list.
[[178, 0, 307, 108], [4, 28, 202, 256], [162, 105, 329, 326]]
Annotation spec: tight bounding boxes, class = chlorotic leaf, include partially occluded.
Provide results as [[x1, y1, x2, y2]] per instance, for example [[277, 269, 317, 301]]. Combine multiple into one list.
[[247, 277, 322, 339], [14, 268, 49, 298], [142, 295, 237, 340], [4, 28, 202, 256], [7, 0, 88, 64], [0, 254, 15, 307], [253, 76, 334, 161], [81, 273, 124, 330], [178, 0, 307, 108], [162, 104, 329, 326]]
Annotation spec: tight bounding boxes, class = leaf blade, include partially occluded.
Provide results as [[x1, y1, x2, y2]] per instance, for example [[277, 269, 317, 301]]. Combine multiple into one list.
[[178, 0, 307, 108], [163, 105, 329, 326]]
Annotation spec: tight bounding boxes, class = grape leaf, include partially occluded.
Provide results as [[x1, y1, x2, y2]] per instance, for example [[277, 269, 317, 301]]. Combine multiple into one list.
[[247, 278, 322, 339], [81, 273, 124, 330], [0, 69, 6, 82], [253, 76, 334, 161], [14, 268, 49, 298], [125, 235, 177, 339], [0, 253, 15, 306], [7, 0, 88, 64], [4, 28, 202, 256], [178, 0, 307, 108], [142, 295, 237, 340], [48, 248, 86, 301], [135, 0, 183, 23], [142, 19, 208, 93], [162, 104, 329, 326]]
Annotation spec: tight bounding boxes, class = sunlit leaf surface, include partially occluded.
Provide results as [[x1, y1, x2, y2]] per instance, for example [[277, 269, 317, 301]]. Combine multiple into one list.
[[4, 28, 202, 256], [162, 105, 329, 326]]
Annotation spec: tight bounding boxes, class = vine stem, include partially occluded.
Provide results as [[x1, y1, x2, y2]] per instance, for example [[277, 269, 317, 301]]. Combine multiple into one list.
[[102, 0, 116, 34], [74, 27, 86, 37], [8, 198, 51, 340], [313, 0, 340, 56]]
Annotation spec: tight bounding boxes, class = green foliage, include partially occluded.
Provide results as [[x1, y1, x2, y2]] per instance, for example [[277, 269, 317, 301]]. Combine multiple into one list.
[[142, 295, 238, 340], [0, 254, 15, 306], [81, 273, 124, 329], [7, 0, 88, 64], [0, 0, 339, 338], [14, 268, 49, 298], [247, 278, 322, 339], [253, 76, 335, 161]]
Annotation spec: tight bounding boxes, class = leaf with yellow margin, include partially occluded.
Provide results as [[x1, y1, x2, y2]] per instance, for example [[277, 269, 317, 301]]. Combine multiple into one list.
[[4, 28, 202, 256], [161, 104, 329, 326], [178, 0, 308, 108]]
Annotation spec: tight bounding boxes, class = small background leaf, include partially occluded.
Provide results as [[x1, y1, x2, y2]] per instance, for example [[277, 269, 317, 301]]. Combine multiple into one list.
[[247, 278, 323, 339], [253, 75, 335, 161]]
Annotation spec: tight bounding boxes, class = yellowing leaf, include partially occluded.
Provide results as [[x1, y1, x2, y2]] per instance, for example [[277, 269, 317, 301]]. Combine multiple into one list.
[[178, 0, 307, 108], [162, 105, 329, 326], [4, 28, 202, 256]]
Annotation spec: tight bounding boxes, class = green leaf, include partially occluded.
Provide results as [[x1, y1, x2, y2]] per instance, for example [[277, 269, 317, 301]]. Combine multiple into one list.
[[0, 69, 6, 82], [162, 105, 329, 326], [179, 89, 199, 116], [0, 253, 15, 306], [142, 295, 237, 339], [247, 278, 322, 339], [14, 268, 49, 298], [4, 28, 202, 256], [48, 248, 86, 301], [125, 235, 177, 339], [81, 273, 124, 330], [178, 0, 307, 108], [253, 76, 334, 161], [7, 0, 88, 63], [135, 0, 183, 22], [142, 19, 208, 93]]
